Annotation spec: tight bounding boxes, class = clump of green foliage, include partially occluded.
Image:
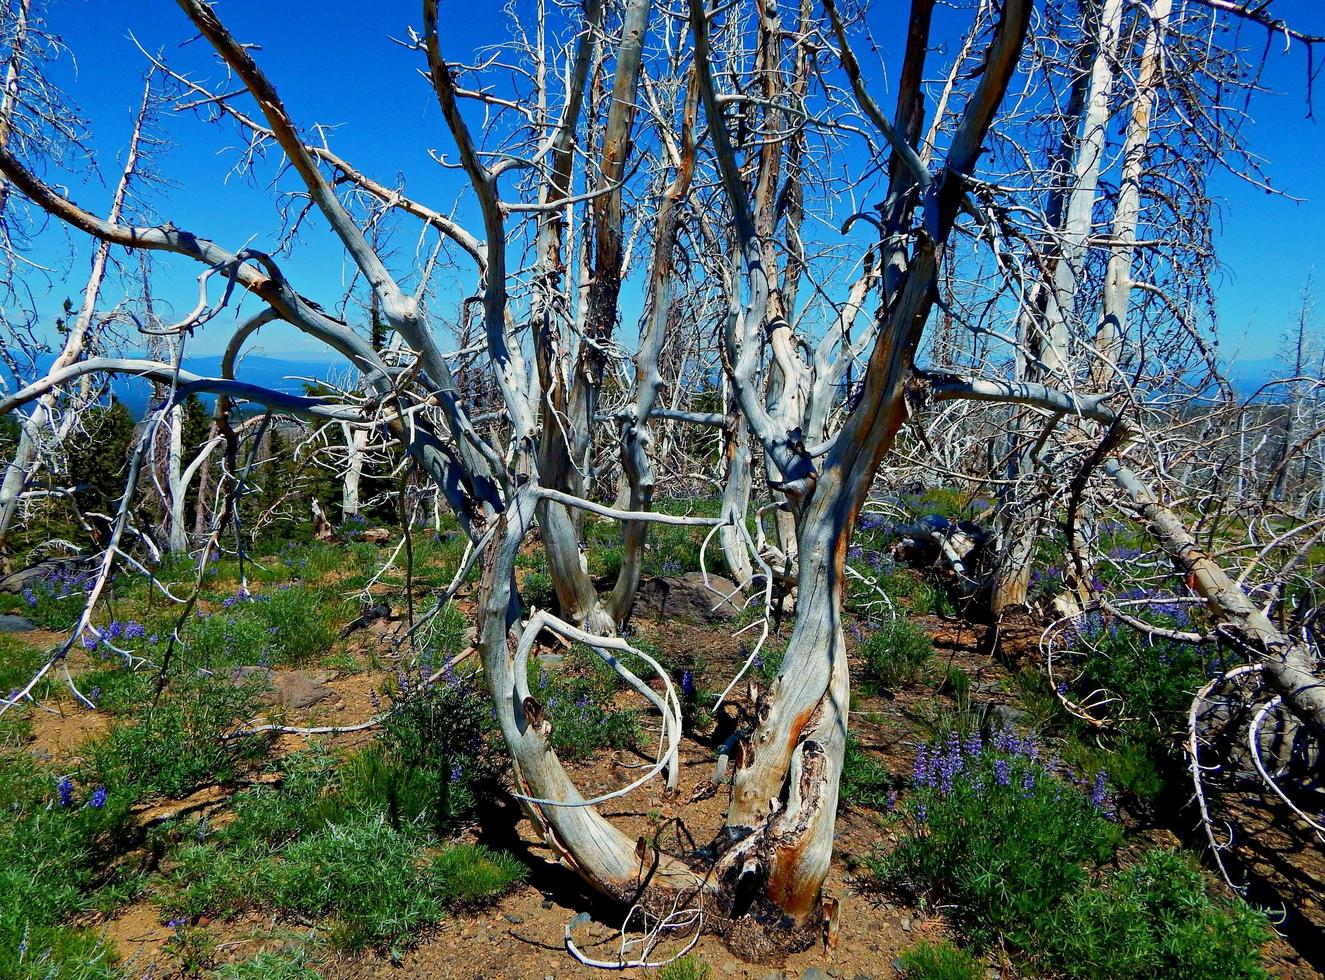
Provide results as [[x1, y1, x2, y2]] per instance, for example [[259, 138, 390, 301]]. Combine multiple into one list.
[[872, 732, 1269, 977], [160, 745, 525, 956], [657, 955, 712, 980], [1035, 849, 1270, 979], [873, 730, 1121, 948], [214, 944, 323, 980], [533, 645, 640, 760], [858, 615, 934, 691], [0, 751, 139, 979], [88, 668, 273, 800], [896, 940, 983, 980], [840, 731, 895, 811]]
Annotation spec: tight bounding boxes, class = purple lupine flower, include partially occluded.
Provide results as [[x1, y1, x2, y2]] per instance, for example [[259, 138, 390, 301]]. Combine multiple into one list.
[[915, 803, 928, 824], [1055, 681, 1068, 696], [123, 621, 147, 640], [56, 776, 74, 807], [994, 758, 1011, 787], [1090, 771, 1108, 811], [1021, 767, 1036, 794], [88, 785, 108, 809], [963, 731, 982, 758], [681, 670, 695, 698], [80, 633, 99, 651], [886, 789, 898, 811], [167, 918, 187, 929], [450, 763, 464, 784], [912, 743, 930, 787], [21, 586, 36, 607], [994, 726, 1017, 753]]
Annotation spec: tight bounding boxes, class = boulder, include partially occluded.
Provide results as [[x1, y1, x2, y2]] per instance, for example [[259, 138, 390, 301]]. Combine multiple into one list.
[[0, 614, 37, 632], [233, 667, 336, 709], [633, 572, 745, 624]]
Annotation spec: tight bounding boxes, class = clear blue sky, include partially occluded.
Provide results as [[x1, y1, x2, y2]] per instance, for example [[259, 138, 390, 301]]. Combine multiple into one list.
[[17, 0, 1325, 366]]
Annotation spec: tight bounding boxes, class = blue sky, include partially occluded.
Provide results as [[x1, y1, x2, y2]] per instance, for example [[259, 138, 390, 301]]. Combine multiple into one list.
[[14, 0, 1325, 366]]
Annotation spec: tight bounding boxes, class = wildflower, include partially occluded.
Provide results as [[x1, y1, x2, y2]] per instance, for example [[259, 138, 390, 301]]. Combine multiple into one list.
[[681, 670, 695, 698], [886, 789, 898, 811], [450, 763, 464, 784], [915, 803, 928, 824], [1021, 767, 1036, 795], [167, 918, 187, 930], [1055, 681, 1068, 696], [123, 621, 147, 640], [80, 632, 99, 651], [56, 776, 74, 807], [962, 731, 982, 758], [21, 586, 36, 608], [88, 785, 108, 809], [1090, 771, 1109, 811], [912, 743, 930, 787], [994, 758, 1011, 787]]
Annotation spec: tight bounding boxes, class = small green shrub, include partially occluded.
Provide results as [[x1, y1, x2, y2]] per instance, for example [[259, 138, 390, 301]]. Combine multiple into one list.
[[164, 922, 217, 974], [871, 731, 1122, 948], [859, 616, 933, 690], [897, 940, 983, 980], [1036, 849, 1271, 980], [520, 569, 555, 610], [88, 669, 273, 800], [428, 843, 527, 907], [657, 955, 712, 980], [260, 815, 446, 952], [250, 586, 343, 664], [840, 731, 895, 811], [379, 663, 507, 832], [534, 646, 640, 760], [214, 946, 323, 980]]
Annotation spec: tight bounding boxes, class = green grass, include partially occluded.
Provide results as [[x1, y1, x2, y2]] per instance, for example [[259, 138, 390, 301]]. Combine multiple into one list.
[[1035, 849, 1270, 979], [859, 616, 934, 691], [840, 731, 895, 811], [0, 750, 140, 979], [532, 645, 640, 760], [897, 940, 983, 980], [87, 668, 273, 801], [657, 955, 712, 980]]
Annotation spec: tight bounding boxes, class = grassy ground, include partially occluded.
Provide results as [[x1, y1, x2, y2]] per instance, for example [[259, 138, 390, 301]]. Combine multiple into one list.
[[0, 500, 1311, 978]]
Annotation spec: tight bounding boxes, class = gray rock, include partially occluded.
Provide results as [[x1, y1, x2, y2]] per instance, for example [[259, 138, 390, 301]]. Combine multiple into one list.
[[802, 970, 831, 980], [504, 912, 524, 924], [0, 614, 37, 632], [633, 572, 745, 623], [233, 667, 336, 708], [0, 563, 59, 594]]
